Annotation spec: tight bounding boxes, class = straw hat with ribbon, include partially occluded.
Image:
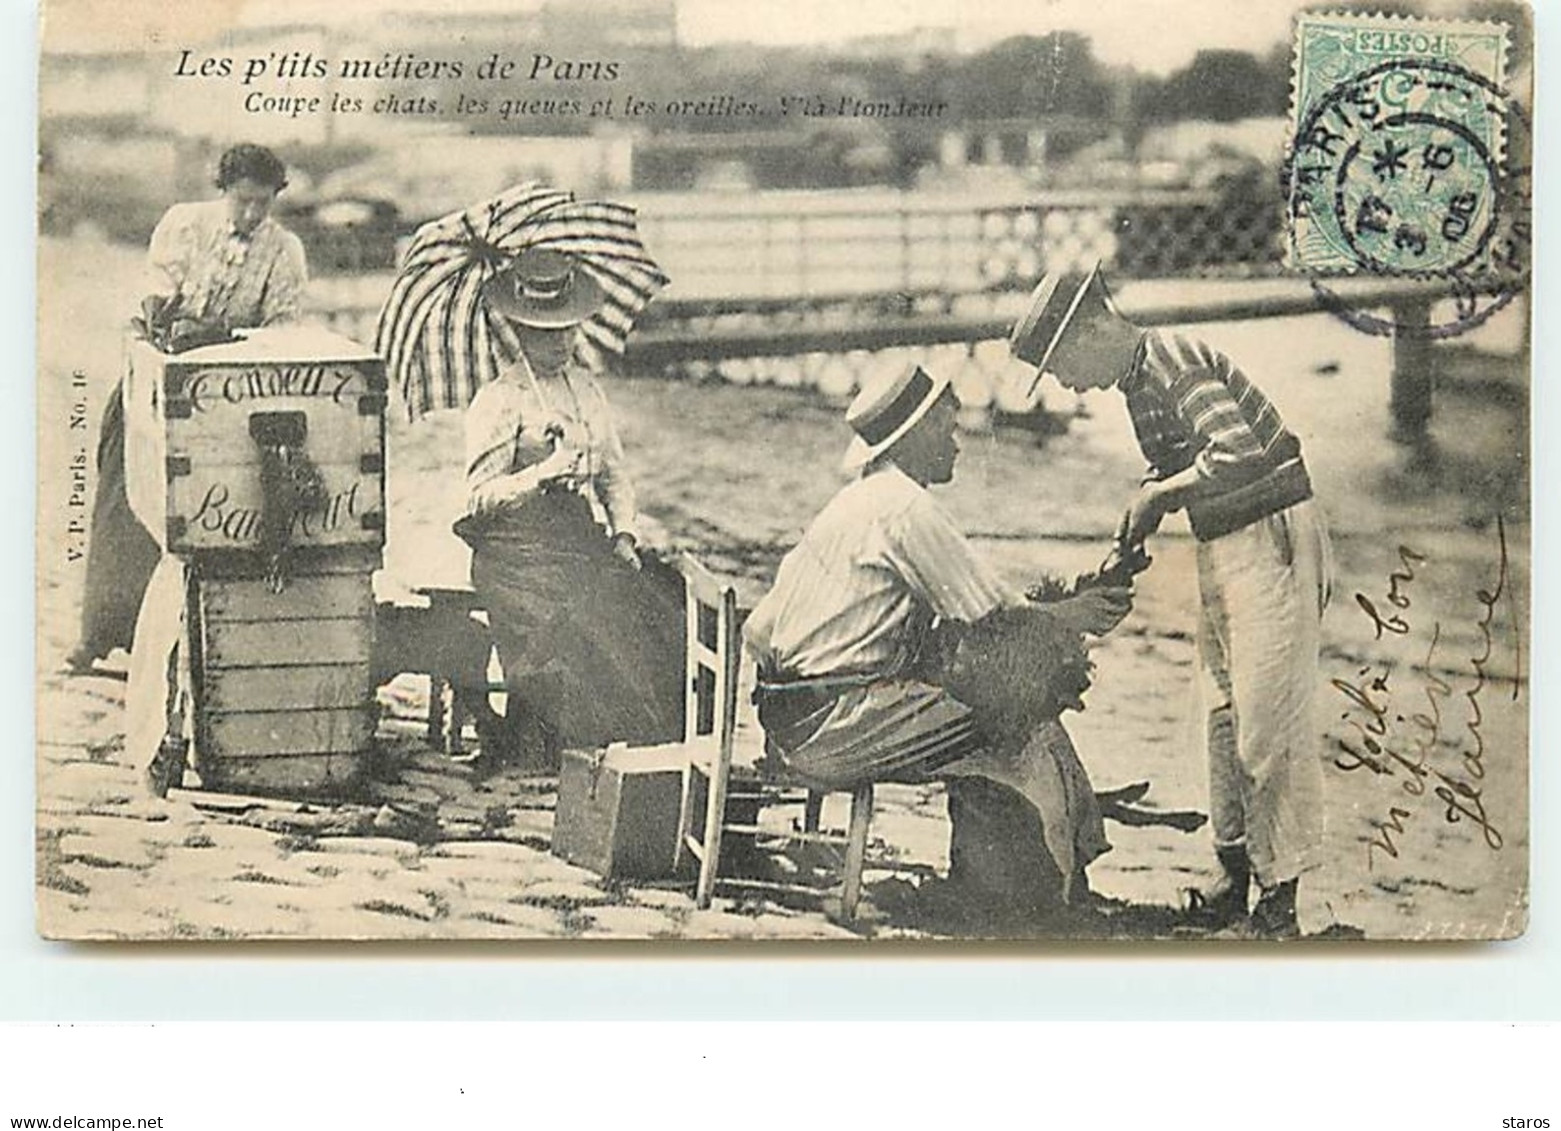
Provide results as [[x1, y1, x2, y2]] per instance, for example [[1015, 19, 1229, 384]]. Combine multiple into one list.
[[481, 247, 605, 329], [841, 363, 952, 473], [1009, 261, 1112, 388]]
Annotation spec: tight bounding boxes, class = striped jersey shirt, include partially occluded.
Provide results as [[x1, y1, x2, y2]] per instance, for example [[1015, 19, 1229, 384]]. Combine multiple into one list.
[[744, 464, 1013, 679], [1121, 329, 1296, 487]]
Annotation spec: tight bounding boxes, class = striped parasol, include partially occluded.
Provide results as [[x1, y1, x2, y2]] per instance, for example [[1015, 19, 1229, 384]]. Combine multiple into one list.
[[375, 182, 669, 418]]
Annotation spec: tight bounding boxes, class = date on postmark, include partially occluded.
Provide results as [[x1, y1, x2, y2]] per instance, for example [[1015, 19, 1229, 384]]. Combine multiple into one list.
[[1285, 12, 1513, 279]]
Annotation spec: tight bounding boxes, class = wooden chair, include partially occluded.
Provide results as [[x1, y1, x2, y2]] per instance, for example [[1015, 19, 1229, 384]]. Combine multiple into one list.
[[671, 556, 741, 906], [676, 558, 876, 919], [769, 778, 876, 921]]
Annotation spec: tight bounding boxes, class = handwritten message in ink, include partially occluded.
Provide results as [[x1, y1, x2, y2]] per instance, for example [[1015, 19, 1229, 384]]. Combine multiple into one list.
[[1331, 517, 1522, 868]]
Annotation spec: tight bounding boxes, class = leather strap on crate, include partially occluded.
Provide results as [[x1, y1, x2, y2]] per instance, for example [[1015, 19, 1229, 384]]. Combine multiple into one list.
[[255, 434, 329, 594]]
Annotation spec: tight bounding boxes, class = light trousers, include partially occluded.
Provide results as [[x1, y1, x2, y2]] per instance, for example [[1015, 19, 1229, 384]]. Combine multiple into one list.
[[1195, 499, 1332, 887]]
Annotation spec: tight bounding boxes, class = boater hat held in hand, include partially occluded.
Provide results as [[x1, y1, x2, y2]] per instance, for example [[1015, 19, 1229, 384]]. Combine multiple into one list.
[[483, 246, 606, 328], [1009, 261, 1112, 373], [842, 363, 952, 472]]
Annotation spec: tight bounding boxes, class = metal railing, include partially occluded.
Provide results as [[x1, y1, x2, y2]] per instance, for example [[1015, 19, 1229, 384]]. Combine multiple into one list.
[[307, 184, 1285, 313], [629, 186, 1284, 300], [626, 278, 1462, 440], [305, 190, 1467, 440]]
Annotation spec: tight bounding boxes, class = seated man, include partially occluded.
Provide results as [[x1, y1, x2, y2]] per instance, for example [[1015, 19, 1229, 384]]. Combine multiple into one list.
[[744, 363, 1132, 926]]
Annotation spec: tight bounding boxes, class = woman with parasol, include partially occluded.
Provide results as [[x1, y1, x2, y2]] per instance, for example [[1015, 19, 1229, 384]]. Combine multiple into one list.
[[377, 185, 680, 770], [458, 247, 683, 767]]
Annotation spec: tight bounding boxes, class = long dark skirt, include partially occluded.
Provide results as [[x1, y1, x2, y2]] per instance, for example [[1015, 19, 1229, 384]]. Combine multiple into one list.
[[462, 493, 686, 754], [76, 383, 160, 662], [945, 777, 1067, 915]]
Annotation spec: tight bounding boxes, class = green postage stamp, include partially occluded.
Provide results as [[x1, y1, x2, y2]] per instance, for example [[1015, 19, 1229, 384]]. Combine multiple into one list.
[[1286, 12, 1518, 279]]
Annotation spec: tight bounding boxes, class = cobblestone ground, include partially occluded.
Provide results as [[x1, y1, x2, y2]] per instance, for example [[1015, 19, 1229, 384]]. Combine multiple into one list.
[[34, 703, 872, 941], [36, 236, 1530, 942]]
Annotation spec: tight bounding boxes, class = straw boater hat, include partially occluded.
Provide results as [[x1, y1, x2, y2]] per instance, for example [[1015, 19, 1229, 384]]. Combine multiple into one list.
[[1009, 261, 1110, 373], [483, 246, 605, 328], [842, 363, 953, 473]]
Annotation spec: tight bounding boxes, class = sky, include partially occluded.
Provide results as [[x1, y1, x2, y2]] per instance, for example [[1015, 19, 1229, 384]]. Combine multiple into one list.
[[675, 0, 1299, 74]]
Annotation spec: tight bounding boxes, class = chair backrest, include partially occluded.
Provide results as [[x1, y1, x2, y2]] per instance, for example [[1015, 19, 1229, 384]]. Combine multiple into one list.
[[676, 555, 740, 759]]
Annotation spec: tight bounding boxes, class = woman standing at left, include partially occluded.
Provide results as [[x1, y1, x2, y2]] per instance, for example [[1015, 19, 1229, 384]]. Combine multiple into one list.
[[66, 142, 307, 675]]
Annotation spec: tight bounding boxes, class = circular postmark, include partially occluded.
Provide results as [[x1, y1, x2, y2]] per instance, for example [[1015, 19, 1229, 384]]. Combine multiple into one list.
[[1333, 112, 1499, 276], [1283, 57, 1531, 338]]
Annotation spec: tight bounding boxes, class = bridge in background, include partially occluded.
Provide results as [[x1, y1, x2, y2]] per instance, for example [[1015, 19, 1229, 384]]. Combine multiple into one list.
[[307, 189, 1521, 443]]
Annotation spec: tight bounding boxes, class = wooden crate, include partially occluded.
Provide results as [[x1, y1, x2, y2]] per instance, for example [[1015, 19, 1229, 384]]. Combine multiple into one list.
[[124, 327, 386, 555], [553, 744, 690, 881], [189, 548, 379, 798]]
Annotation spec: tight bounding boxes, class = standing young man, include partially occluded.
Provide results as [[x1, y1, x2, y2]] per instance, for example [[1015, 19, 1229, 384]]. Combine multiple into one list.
[[1011, 265, 1332, 937]]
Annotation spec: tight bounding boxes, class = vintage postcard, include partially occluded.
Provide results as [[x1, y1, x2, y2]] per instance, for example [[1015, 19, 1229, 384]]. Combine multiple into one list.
[[35, 0, 1531, 942]]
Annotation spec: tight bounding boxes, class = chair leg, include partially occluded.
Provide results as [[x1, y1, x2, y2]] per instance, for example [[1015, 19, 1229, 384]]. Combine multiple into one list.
[[446, 687, 467, 755], [804, 790, 824, 833], [675, 765, 698, 877], [841, 782, 873, 919], [676, 763, 712, 892], [695, 759, 728, 910], [427, 674, 447, 744]]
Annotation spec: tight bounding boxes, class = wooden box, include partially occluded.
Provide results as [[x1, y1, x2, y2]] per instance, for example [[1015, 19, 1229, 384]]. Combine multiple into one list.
[[188, 547, 380, 798], [553, 744, 689, 880], [124, 327, 386, 555]]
